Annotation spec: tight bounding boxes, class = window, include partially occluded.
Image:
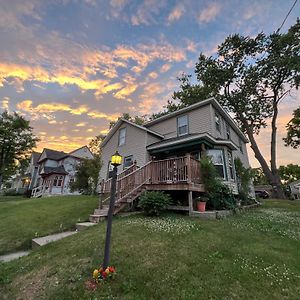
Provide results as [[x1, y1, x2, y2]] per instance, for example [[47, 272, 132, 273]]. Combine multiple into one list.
[[107, 161, 114, 179], [53, 175, 64, 187], [226, 123, 230, 140], [53, 176, 58, 186], [228, 151, 235, 180], [207, 149, 226, 180], [215, 113, 221, 133], [118, 127, 126, 146], [239, 138, 243, 153], [123, 155, 133, 169], [177, 115, 188, 136]]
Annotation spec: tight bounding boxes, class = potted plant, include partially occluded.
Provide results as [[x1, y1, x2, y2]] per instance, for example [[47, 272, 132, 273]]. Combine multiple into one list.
[[196, 196, 208, 212]]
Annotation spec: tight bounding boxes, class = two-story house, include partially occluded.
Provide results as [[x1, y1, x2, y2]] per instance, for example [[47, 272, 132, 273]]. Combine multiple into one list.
[[92, 98, 254, 222], [31, 146, 93, 197]]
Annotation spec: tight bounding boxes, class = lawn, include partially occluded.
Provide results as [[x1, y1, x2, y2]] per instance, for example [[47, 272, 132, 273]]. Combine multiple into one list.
[[0, 195, 98, 255], [0, 200, 300, 299]]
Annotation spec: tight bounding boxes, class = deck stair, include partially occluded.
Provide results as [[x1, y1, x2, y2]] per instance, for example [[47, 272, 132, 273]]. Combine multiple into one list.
[[89, 155, 202, 223]]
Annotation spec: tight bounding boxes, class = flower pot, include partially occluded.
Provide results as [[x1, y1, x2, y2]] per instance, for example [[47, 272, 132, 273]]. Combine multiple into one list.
[[197, 201, 206, 212]]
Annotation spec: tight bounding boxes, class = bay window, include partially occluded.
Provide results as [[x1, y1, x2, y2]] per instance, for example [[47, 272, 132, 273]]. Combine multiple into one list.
[[207, 149, 226, 180]]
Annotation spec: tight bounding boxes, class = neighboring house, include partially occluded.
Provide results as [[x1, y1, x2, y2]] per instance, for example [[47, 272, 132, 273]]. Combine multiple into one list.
[[7, 151, 41, 194], [289, 179, 300, 199], [92, 97, 254, 221], [31, 146, 93, 197]]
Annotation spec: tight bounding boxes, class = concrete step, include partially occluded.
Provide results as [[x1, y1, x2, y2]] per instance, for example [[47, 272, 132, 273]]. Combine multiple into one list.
[[0, 251, 30, 263], [76, 222, 97, 231], [32, 231, 77, 249], [94, 208, 109, 215], [89, 214, 107, 223]]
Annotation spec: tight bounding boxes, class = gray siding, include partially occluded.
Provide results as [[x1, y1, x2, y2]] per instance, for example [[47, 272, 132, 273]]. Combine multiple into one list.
[[147, 104, 214, 138], [100, 123, 149, 180]]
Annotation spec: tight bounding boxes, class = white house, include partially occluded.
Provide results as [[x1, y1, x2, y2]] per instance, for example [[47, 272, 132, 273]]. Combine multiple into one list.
[[31, 146, 93, 197]]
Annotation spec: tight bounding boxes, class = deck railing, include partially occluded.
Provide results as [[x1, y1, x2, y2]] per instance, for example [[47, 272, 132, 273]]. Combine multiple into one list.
[[101, 155, 201, 195]]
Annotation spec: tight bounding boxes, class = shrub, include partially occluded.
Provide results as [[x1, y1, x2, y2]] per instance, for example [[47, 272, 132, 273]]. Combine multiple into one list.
[[139, 191, 172, 216], [200, 156, 236, 210]]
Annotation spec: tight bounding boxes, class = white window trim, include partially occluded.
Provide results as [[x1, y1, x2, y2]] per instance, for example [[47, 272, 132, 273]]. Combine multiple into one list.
[[177, 115, 189, 136], [118, 127, 126, 146], [207, 149, 226, 180]]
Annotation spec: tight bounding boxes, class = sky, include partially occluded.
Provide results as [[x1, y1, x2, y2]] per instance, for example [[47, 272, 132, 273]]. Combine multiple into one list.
[[0, 0, 299, 168]]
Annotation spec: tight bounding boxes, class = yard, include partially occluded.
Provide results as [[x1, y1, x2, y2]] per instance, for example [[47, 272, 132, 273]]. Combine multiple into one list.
[[0, 198, 299, 299], [0, 195, 98, 255]]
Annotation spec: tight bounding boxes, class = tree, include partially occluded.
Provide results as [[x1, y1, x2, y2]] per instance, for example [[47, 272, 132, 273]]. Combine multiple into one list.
[[171, 20, 300, 198], [0, 111, 39, 188], [252, 168, 268, 185], [70, 136, 103, 194], [278, 164, 300, 184], [109, 113, 148, 129], [283, 107, 300, 148]]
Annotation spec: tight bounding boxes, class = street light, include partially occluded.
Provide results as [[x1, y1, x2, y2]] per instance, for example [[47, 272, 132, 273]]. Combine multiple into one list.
[[102, 151, 122, 270]]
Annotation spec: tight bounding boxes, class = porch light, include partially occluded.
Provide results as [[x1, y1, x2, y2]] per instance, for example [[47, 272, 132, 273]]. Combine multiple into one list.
[[111, 151, 122, 166]]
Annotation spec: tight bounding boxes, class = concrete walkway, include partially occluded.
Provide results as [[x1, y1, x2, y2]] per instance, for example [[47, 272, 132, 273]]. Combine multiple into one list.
[[0, 251, 30, 263], [32, 231, 77, 249]]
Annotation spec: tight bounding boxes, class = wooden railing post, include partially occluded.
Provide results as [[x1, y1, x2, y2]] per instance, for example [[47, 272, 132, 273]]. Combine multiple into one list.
[[187, 153, 192, 183]]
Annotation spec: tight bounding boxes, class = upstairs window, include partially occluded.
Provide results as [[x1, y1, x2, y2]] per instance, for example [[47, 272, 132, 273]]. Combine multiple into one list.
[[177, 115, 188, 136], [226, 123, 231, 140], [215, 113, 221, 133], [118, 127, 126, 146], [207, 149, 226, 180]]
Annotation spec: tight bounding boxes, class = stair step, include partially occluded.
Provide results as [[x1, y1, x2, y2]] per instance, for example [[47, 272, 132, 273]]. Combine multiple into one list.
[[94, 208, 109, 214], [76, 222, 97, 231], [89, 214, 107, 223]]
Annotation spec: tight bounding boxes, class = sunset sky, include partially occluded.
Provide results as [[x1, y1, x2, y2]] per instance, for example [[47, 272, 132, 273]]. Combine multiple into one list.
[[0, 0, 299, 168]]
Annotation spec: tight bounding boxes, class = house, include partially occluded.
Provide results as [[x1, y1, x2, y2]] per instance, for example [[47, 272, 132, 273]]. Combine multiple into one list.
[[6, 151, 41, 194], [289, 179, 300, 199], [31, 146, 93, 197], [92, 97, 254, 222]]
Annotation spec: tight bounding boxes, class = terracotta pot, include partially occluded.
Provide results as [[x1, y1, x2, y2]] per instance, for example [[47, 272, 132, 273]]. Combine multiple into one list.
[[197, 201, 206, 212]]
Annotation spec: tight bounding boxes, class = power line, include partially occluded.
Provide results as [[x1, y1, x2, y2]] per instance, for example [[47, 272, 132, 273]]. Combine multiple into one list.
[[276, 0, 298, 33]]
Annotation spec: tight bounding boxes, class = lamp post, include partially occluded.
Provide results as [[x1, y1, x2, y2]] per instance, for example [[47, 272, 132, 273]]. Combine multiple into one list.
[[102, 151, 122, 270]]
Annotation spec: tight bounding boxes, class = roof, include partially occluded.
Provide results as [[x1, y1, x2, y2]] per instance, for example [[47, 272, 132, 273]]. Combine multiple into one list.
[[147, 133, 239, 153], [101, 118, 164, 147], [68, 145, 94, 159], [38, 148, 67, 163], [32, 152, 41, 166], [40, 166, 68, 176], [144, 97, 248, 143]]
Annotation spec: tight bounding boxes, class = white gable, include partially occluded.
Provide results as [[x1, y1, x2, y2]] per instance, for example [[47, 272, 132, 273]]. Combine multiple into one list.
[[69, 146, 93, 159]]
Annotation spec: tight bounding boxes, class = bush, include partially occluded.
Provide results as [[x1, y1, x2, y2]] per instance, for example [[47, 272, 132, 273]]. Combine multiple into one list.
[[200, 156, 236, 210], [139, 191, 172, 216]]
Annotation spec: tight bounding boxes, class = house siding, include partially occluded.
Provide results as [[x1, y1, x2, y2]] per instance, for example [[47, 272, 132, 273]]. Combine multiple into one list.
[[100, 123, 149, 180], [147, 104, 214, 138]]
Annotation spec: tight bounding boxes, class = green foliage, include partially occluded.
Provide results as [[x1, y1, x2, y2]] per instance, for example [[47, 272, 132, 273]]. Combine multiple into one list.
[[109, 112, 148, 129], [200, 157, 236, 210], [0, 111, 39, 187], [252, 168, 269, 185], [234, 157, 254, 204], [88, 135, 104, 155], [70, 155, 102, 195], [283, 107, 300, 149], [278, 164, 300, 184], [139, 191, 172, 216]]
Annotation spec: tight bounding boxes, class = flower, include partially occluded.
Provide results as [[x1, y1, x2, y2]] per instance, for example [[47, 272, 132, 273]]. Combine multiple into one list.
[[93, 269, 99, 279]]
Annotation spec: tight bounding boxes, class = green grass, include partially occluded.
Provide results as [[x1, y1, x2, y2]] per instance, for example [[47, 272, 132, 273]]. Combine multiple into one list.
[[0, 200, 300, 299], [0, 195, 98, 255]]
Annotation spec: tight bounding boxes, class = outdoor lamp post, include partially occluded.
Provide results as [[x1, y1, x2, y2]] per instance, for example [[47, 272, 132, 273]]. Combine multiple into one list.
[[102, 151, 122, 270]]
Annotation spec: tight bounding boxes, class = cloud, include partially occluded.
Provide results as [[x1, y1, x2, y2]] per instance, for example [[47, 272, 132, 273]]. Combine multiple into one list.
[[130, 0, 167, 26], [186, 40, 197, 53], [1, 97, 9, 110], [160, 64, 171, 73], [76, 122, 87, 127], [167, 3, 185, 24], [148, 72, 158, 79], [198, 3, 222, 24], [87, 111, 120, 121]]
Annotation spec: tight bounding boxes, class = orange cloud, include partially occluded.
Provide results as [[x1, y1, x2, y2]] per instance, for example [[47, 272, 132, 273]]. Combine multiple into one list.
[[87, 111, 120, 121], [167, 4, 185, 24], [198, 3, 222, 24], [160, 64, 171, 73]]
